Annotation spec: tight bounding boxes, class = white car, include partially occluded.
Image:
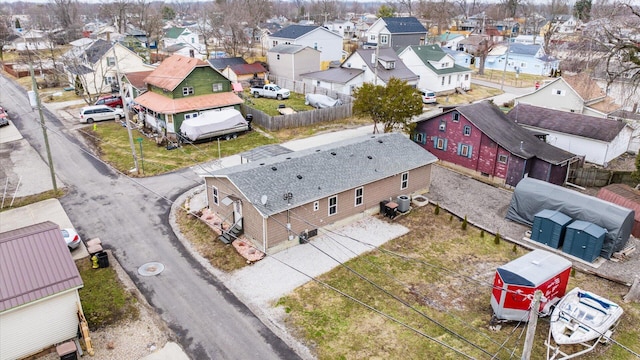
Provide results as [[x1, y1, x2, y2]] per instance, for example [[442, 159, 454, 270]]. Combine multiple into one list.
[[61, 228, 82, 250], [79, 105, 124, 123], [420, 89, 437, 104]]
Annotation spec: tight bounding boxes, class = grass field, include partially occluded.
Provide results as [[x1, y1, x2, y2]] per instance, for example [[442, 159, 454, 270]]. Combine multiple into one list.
[[275, 205, 640, 359]]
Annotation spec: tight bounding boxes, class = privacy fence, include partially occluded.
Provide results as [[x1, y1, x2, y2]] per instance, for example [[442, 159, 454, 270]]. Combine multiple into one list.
[[568, 167, 635, 187]]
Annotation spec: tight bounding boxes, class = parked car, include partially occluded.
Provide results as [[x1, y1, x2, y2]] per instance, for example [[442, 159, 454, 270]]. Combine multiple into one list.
[[250, 84, 290, 100], [0, 106, 9, 127], [61, 228, 81, 250], [420, 89, 437, 104], [79, 105, 124, 123], [95, 95, 123, 108]]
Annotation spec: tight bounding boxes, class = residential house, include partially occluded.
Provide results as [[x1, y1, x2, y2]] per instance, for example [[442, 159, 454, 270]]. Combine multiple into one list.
[[133, 54, 243, 138], [483, 42, 559, 76], [121, 70, 153, 107], [204, 133, 438, 253], [208, 57, 267, 85], [442, 48, 473, 68], [301, 47, 418, 94], [515, 73, 621, 118], [433, 32, 465, 50], [398, 44, 471, 94], [11, 29, 53, 51], [413, 101, 579, 187], [64, 39, 152, 96], [513, 34, 542, 45], [363, 17, 427, 51], [161, 27, 206, 59], [0, 222, 84, 360], [324, 20, 357, 39], [506, 104, 631, 166], [457, 34, 491, 54], [268, 25, 343, 66], [267, 44, 321, 81], [95, 25, 123, 42], [608, 110, 640, 153]]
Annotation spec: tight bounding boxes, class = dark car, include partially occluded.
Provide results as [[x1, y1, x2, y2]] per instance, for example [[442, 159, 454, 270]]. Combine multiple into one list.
[[95, 95, 123, 108]]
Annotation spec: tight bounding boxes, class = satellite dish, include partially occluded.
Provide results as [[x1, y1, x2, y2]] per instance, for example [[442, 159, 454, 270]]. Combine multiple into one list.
[[261, 195, 268, 205]]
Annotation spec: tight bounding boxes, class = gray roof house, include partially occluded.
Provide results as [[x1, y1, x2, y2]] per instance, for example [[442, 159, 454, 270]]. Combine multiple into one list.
[[268, 25, 343, 63], [398, 44, 472, 94], [301, 47, 418, 94], [507, 104, 632, 166], [267, 43, 321, 81], [204, 133, 438, 252], [0, 222, 85, 360], [363, 17, 428, 51]]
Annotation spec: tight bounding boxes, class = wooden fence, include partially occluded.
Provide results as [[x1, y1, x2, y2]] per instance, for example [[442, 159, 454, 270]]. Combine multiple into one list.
[[568, 167, 635, 187], [241, 102, 353, 131]]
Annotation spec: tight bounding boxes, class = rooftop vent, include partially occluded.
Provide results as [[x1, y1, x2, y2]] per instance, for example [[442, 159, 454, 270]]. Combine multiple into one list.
[[367, 155, 373, 159], [286, 157, 292, 160], [297, 175, 303, 179], [271, 166, 277, 171], [378, 140, 383, 143], [331, 151, 337, 155], [316, 149, 321, 152], [259, 163, 265, 165]]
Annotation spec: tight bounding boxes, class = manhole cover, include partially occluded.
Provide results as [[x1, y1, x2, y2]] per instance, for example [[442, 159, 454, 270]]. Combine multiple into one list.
[[138, 262, 165, 276]]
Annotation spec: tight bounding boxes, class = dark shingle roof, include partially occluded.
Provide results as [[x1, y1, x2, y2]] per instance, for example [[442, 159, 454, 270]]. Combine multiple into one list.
[[382, 17, 427, 34], [268, 43, 311, 54], [270, 25, 319, 39], [208, 57, 247, 70], [0, 222, 83, 312], [454, 101, 576, 164], [230, 63, 267, 75], [208, 133, 438, 216], [85, 39, 112, 64], [66, 64, 94, 75], [406, 45, 472, 75], [355, 47, 418, 83], [506, 104, 627, 142], [508, 43, 541, 56]]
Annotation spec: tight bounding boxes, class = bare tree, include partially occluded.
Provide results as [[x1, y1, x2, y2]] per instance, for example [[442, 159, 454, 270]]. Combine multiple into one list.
[[599, 2, 640, 87], [0, 12, 12, 61], [416, 0, 457, 35], [397, 0, 415, 16], [100, 0, 131, 35]]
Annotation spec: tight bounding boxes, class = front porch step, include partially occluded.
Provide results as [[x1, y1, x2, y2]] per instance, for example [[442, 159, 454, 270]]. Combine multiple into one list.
[[218, 223, 243, 244]]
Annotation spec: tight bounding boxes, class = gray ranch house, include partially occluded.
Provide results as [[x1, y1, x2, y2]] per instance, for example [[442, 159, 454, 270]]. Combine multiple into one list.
[[204, 133, 438, 253]]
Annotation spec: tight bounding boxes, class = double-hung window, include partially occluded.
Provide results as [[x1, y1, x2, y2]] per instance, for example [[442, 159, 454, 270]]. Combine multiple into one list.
[[401, 172, 408, 189], [328, 196, 338, 216], [355, 187, 363, 206], [212, 186, 219, 205]]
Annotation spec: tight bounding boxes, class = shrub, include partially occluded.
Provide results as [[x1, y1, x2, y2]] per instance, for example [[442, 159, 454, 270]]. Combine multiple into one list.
[[480, 230, 485, 238], [494, 233, 501, 245], [434, 203, 440, 215], [461, 216, 468, 230]]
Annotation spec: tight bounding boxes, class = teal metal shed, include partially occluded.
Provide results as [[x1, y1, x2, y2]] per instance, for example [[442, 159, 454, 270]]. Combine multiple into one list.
[[562, 220, 607, 262], [531, 209, 572, 248]]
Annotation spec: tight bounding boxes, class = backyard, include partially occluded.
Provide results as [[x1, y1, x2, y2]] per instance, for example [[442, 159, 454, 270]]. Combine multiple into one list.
[[274, 205, 640, 360]]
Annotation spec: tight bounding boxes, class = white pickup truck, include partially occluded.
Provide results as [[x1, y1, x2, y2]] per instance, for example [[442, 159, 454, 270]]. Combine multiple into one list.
[[250, 84, 291, 100]]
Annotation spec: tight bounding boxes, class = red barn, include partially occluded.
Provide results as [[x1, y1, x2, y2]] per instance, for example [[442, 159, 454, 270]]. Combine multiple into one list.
[[491, 249, 572, 321], [413, 101, 580, 187]]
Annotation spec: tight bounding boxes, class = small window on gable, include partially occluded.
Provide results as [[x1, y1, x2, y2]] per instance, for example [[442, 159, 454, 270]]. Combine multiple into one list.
[[463, 125, 471, 136], [553, 89, 565, 96], [498, 154, 508, 163], [183, 87, 194, 96], [452, 113, 459, 122], [414, 132, 426, 144], [313, 201, 319, 211], [212, 83, 223, 92], [107, 57, 116, 66], [212, 186, 219, 205], [439, 120, 446, 131]]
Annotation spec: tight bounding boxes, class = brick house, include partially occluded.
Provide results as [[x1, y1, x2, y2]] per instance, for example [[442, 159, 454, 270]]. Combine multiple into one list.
[[204, 133, 438, 253], [413, 101, 579, 187]]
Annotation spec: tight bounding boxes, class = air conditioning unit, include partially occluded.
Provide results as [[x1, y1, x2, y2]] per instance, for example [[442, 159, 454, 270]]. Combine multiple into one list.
[[439, 124, 446, 131]]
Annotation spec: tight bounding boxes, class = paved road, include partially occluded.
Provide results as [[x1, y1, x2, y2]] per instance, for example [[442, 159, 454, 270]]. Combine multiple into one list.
[[0, 75, 301, 359]]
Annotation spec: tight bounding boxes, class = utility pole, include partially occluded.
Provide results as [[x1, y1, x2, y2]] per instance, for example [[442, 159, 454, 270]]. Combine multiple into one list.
[[112, 46, 140, 174], [29, 61, 58, 192], [500, 32, 512, 91], [521, 290, 543, 360]]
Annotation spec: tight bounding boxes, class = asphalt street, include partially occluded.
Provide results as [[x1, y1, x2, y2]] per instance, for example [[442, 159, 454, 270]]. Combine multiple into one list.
[[0, 75, 301, 359]]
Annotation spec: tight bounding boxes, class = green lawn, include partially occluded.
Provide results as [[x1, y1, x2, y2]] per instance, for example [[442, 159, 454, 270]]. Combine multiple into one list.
[[242, 90, 316, 116], [81, 122, 279, 176]]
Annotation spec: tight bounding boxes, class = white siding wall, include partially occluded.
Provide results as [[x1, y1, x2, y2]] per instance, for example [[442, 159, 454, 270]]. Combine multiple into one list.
[[516, 80, 585, 113], [0, 290, 81, 360]]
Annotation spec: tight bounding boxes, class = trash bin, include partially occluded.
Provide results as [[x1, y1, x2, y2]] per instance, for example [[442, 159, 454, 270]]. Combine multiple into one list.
[[96, 251, 109, 268]]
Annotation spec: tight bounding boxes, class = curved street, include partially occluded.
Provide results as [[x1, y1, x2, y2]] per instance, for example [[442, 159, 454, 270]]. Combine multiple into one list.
[[0, 74, 302, 359]]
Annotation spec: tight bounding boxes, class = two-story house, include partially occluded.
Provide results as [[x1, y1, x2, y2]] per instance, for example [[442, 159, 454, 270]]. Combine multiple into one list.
[[64, 39, 152, 96], [324, 20, 357, 39], [363, 17, 427, 51], [161, 27, 206, 59], [483, 43, 559, 76], [300, 47, 418, 95], [268, 25, 343, 67], [413, 101, 579, 187], [133, 55, 243, 139], [267, 44, 321, 81], [398, 44, 471, 94]]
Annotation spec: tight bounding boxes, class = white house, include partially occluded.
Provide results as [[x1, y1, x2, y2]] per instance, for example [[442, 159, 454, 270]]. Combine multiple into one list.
[[162, 27, 206, 59], [267, 44, 321, 81], [0, 222, 85, 360], [324, 20, 356, 39], [64, 40, 153, 95], [12, 29, 53, 51], [398, 44, 472, 94], [268, 25, 344, 66], [507, 104, 632, 166]]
